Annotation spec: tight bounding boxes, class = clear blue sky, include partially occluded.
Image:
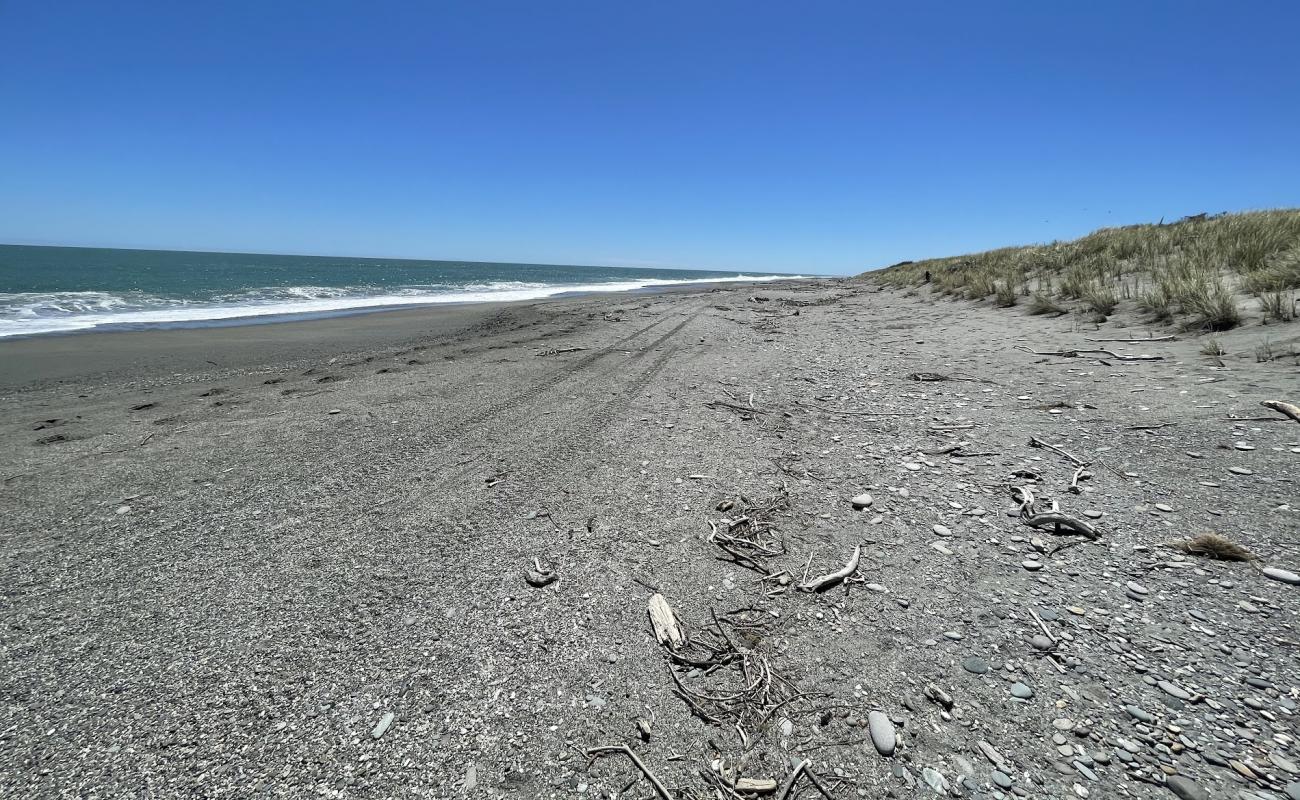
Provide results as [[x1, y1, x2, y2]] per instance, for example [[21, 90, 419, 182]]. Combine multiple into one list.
[[2, 2, 1298, 274]]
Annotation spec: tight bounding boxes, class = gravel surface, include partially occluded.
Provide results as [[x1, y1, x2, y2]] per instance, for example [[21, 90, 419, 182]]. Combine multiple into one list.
[[2, 281, 1298, 799]]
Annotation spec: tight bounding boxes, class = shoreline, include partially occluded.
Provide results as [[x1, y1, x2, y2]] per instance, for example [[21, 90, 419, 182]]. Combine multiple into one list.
[[0, 279, 815, 391]]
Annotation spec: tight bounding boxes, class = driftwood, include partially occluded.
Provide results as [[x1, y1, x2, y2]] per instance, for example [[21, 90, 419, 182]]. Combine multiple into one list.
[[1028, 436, 1089, 467], [647, 594, 685, 649], [1015, 345, 1163, 362], [1084, 335, 1177, 343], [524, 557, 558, 587], [585, 745, 672, 800], [798, 545, 861, 592], [705, 400, 770, 415], [535, 346, 587, 356], [1024, 512, 1099, 540], [1261, 400, 1300, 423]]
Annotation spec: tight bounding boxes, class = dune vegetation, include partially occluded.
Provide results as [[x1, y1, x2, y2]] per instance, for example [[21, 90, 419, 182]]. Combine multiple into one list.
[[868, 209, 1300, 330]]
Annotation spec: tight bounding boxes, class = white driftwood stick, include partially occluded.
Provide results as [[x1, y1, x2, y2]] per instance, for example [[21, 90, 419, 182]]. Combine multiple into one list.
[[798, 545, 861, 592], [647, 593, 684, 649], [1261, 400, 1300, 423]]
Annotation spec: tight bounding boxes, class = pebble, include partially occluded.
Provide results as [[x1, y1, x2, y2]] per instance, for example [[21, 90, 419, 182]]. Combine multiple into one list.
[[1262, 566, 1300, 585], [904, 462, 922, 471], [992, 770, 1013, 788], [961, 656, 990, 675], [1157, 680, 1191, 701], [1023, 560, 1043, 572], [1083, 510, 1102, 519], [327, 408, 341, 414], [1125, 705, 1153, 723], [933, 524, 951, 536], [1031, 634, 1054, 651], [1228, 466, 1254, 475], [1284, 782, 1300, 800], [1154, 503, 1174, 513], [1126, 581, 1149, 595], [850, 493, 874, 510], [371, 711, 395, 739], [921, 767, 948, 794], [931, 542, 954, 556], [1010, 682, 1034, 699], [868, 710, 896, 756]]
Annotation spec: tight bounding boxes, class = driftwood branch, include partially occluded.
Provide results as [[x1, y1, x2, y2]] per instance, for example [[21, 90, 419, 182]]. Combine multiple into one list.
[[1261, 400, 1300, 423], [1028, 436, 1089, 467], [585, 745, 672, 800], [1015, 345, 1163, 362], [798, 545, 861, 592], [1084, 335, 1177, 343], [1024, 512, 1099, 540]]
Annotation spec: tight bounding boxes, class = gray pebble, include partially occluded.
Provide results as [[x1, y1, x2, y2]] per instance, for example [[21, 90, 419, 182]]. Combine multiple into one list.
[[962, 656, 989, 675], [1010, 682, 1034, 699], [1164, 775, 1209, 800], [1262, 566, 1300, 585], [868, 710, 896, 756]]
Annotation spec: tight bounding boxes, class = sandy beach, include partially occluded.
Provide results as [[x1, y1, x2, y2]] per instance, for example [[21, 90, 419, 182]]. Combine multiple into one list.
[[2, 279, 1299, 798]]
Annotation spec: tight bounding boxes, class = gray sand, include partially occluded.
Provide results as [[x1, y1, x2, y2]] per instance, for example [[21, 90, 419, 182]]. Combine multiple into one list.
[[2, 281, 1298, 798]]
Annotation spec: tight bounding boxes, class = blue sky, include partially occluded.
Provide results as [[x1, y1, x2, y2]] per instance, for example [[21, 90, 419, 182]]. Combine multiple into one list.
[[2, 2, 1298, 275]]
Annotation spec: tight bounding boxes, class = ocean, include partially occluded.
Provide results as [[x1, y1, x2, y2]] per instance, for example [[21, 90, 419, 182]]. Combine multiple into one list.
[[0, 245, 803, 338]]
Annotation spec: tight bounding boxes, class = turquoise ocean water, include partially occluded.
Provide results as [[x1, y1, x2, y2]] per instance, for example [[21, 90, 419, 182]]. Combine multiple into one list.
[[0, 245, 802, 338]]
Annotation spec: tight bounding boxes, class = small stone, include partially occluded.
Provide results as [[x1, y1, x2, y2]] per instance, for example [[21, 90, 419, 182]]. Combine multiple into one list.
[[328, 408, 341, 414], [931, 542, 954, 556], [933, 524, 951, 536], [1083, 510, 1102, 519], [992, 770, 1013, 788], [1126, 581, 1149, 595], [1262, 566, 1300, 585], [1284, 781, 1300, 800], [961, 656, 989, 675], [851, 493, 874, 510], [371, 711, 395, 739], [1155, 503, 1174, 513], [1010, 682, 1034, 699], [921, 767, 948, 794], [1031, 634, 1054, 651], [1125, 705, 1153, 723], [904, 462, 922, 471], [1157, 680, 1190, 701], [1023, 560, 1043, 572], [1228, 466, 1254, 475], [868, 711, 896, 756]]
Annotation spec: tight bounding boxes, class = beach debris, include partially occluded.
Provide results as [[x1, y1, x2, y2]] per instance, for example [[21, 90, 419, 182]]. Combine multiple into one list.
[[647, 594, 684, 649], [1023, 512, 1099, 540], [1168, 532, 1253, 561], [1028, 435, 1089, 467], [584, 745, 672, 800], [797, 544, 862, 592], [536, 346, 587, 357], [524, 557, 558, 588], [1261, 399, 1300, 423], [1014, 345, 1163, 362]]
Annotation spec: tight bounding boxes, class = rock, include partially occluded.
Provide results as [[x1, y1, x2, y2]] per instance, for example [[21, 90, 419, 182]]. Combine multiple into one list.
[[1155, 503, 1174, 513], [992, 770, 1013, 788], [931, 542, 954, 556], [921, 767, 948, 794], [933, 524, 951, 536], [868, 711, 896, 756], [850, 493, 874, 509], [1126, 581, 1149, 595], [1158, 680, 1191, 701], [371, 711, 395, 739], [1125, 705, 1153, 723], [1164, 775, 1208, 800], [1284, 781, 1300, 800], [1010, 682, 1034, 699], [1262, 566, 1300, 585], [1023, 560, 1043, 571], [961, 656, 989, 675], [925, 683, 954, 709], [1031, 634, 1054, 651]]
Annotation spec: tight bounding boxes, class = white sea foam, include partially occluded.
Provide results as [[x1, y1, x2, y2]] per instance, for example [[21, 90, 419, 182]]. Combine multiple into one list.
[[0, 274, 802, 338]]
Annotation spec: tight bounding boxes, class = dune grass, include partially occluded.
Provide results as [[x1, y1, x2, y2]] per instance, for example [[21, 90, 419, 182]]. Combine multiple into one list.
[[868, 209, 1300, 331]]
